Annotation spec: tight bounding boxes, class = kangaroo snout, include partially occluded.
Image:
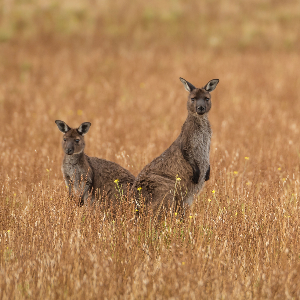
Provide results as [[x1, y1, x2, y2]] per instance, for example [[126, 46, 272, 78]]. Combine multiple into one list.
[[65, 148, 74, 155], [197, 106, 205, 114]]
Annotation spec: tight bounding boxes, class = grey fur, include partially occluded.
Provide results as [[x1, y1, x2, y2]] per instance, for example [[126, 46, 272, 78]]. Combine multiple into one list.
[[131, 78, 219, 217], [55, 120, 135, 206]]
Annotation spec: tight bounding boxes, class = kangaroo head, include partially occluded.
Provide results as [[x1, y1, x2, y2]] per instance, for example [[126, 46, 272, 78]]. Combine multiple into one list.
[[55, 120, 91, 155], [180, 78, 219, 116]]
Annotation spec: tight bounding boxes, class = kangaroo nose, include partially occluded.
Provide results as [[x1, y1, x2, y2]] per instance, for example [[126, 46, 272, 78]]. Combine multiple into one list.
[[197, 106, 205, 113], [66, 148, 74, 155]]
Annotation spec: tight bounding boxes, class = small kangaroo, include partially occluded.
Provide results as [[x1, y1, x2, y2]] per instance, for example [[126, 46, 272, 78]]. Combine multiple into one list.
[[55, 120, 135, 206], [131, 78, 219, 216]]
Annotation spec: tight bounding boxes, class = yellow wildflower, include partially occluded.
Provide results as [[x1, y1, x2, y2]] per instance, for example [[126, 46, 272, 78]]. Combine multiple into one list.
[[212, 190, 215, 194], [208, 199, 211, 202], [189, 215, 193, 219], [278, 167, 281, 171], [245, 157, 249, 160], [137, 187, 142, 191], [175, 212, 178, 216], [176, 174, 181, 181], [114, 179, 119, 184], [233, 171, 238, 175]]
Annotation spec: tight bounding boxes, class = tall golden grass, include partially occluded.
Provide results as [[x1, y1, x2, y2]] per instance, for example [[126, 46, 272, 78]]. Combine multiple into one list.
[[1, 0, 300, 298]]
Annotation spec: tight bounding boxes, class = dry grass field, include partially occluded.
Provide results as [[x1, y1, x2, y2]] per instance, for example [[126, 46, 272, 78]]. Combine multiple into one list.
[[1, 0, 300, 299]]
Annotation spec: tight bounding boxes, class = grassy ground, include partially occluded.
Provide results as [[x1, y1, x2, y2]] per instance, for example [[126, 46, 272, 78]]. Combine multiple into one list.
[[1, 0, 300, 299]]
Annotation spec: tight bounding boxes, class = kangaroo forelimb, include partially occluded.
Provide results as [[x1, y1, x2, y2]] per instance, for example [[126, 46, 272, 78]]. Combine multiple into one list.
[[191, 163, 200, 184], [205, 165, 210, 181], [181, 145, 200, 184], [79, 182, 93, 206]]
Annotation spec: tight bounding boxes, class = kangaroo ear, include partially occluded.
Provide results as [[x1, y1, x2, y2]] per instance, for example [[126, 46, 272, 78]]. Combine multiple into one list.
[[180, 77, 196, 92], [204, 79, 219, 92], [55, 120, 71, 133], [77, 122, 91, 136]]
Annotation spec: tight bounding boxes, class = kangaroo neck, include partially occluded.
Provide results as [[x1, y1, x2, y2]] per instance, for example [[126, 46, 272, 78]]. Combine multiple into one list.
[[184, 112, 209, 129], [64, 151, 86, 165]]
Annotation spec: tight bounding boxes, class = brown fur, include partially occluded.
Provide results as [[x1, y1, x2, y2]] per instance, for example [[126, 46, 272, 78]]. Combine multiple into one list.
[[131, 78, 219, 218], [55, 120, 135, 206]]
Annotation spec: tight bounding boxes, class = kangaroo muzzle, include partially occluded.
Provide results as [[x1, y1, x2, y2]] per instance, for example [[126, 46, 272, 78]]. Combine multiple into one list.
[[65, 148, 74, 155], [197, 106, 205, 115]]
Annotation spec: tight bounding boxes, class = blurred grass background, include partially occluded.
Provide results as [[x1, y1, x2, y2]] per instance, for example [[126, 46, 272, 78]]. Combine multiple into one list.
[[1, 0, 300, 49]]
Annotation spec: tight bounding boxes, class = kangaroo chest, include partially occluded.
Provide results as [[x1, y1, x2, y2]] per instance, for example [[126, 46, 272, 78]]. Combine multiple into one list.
[[191, 127, 211, 165], [184, 126, 211, 206], [63, 164, 84, 179], [63, 156, 91, 186]]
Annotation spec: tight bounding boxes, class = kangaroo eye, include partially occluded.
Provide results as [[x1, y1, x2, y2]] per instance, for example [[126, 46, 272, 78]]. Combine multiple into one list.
[[75, 139, 80, 143], [205, 97, 210, 101], [191, 98, 196, 101], [63, 138, 66, 142]]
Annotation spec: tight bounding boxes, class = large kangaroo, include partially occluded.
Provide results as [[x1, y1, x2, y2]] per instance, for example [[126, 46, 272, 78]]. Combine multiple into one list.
[[55, 120, 135, 206], [132, 78, 219, 216]]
